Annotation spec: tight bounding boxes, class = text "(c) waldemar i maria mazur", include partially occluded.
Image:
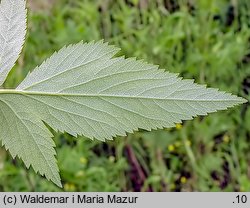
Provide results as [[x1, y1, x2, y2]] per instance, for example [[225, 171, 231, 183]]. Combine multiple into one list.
[[19, 194, 139, 204]]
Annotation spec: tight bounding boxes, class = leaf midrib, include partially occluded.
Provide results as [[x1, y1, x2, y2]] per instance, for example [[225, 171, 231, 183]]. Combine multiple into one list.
[[0, 89, 245, 102]]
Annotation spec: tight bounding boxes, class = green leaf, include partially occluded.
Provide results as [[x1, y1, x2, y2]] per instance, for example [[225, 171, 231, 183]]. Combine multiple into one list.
[[0, 41, 246, 186], [0, 95, 61, 186], [0, 0, 27, 86]]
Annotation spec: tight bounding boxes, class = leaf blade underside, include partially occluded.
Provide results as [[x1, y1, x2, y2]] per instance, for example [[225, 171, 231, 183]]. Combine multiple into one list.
[[15, 41, 248, 140], [0, 94, 61, 187], [0, 0, 27, 86], [0, 41, 246, 186]]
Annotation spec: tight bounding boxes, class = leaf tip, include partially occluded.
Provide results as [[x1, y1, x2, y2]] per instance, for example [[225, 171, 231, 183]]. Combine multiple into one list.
[[240, 97, 248, 104], [54, 180, 63, 188]]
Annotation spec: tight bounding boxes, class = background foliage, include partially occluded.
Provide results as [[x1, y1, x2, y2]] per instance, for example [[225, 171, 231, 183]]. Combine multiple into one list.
[[0, 0, 250, 191]]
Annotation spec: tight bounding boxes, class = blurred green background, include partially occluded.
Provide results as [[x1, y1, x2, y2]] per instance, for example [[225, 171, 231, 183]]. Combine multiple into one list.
[[0, 0, 250, 191]]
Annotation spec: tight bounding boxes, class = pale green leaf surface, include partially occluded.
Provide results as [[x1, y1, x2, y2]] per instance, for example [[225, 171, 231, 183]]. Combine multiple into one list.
[[0, 0, 27, 86], [0, 41, 246, 186], [16, 41, 246, 140], [0, 95, 61, 186]]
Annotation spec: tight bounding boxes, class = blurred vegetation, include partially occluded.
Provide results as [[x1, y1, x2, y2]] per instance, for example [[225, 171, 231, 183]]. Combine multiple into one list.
[[0, 0, 250, 191]]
